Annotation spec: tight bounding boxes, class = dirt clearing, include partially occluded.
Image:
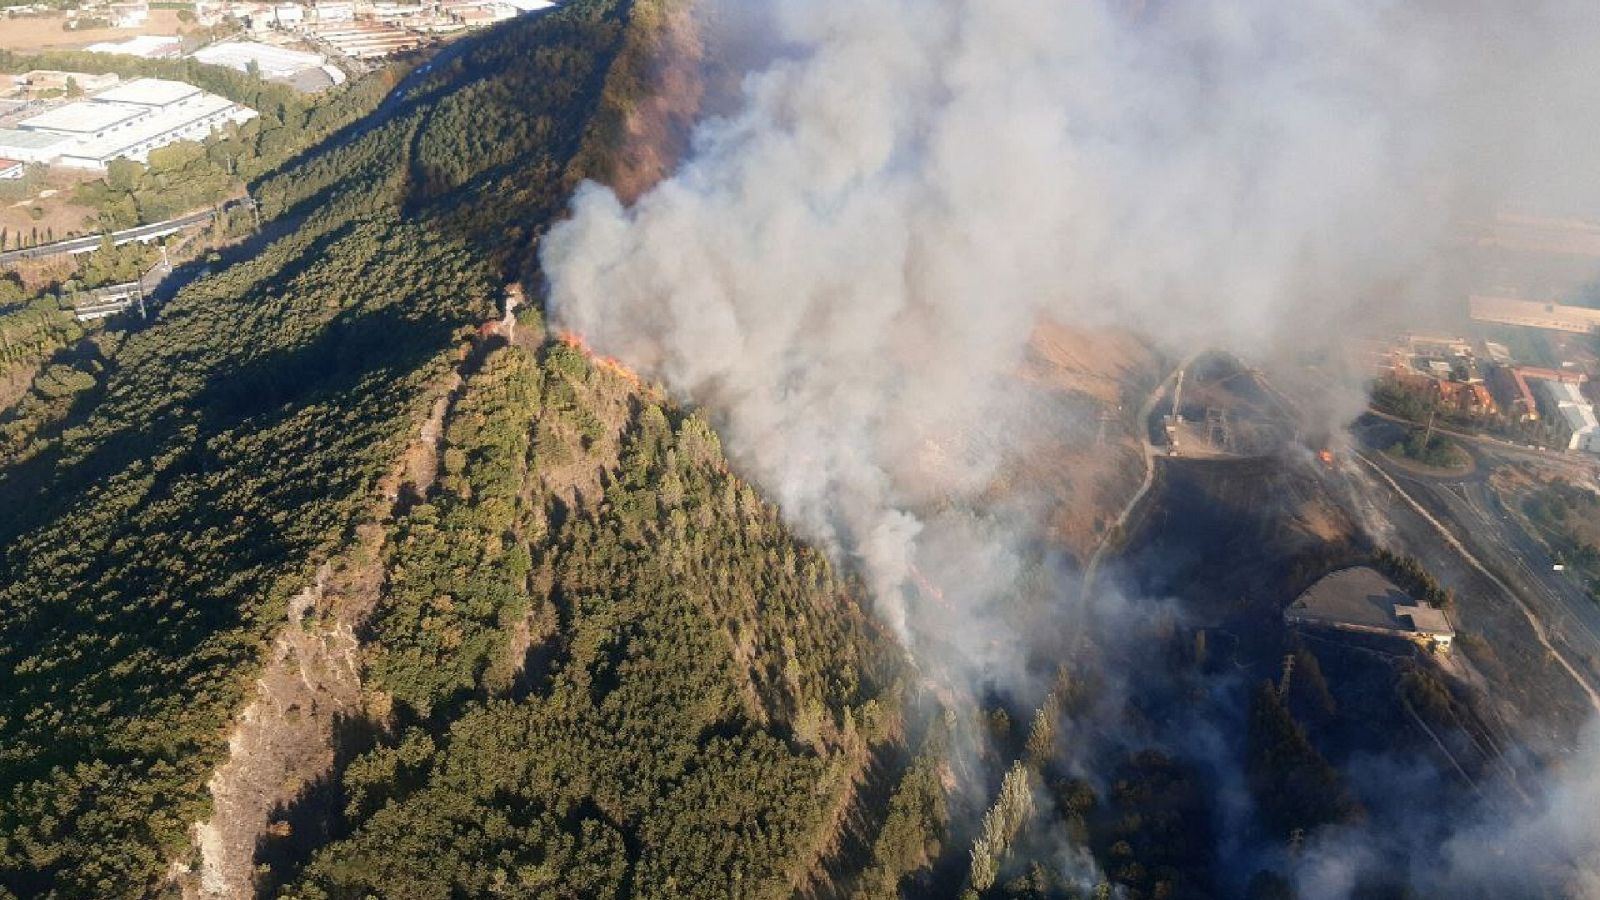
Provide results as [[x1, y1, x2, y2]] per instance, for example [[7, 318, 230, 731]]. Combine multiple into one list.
[[0, 11, 190, 52]]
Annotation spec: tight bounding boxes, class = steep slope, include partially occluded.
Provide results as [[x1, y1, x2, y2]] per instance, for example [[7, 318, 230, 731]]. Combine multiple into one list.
[[0, 4, 638, 896], [0, 3, 938, 899], [269, 336, 898, 897]]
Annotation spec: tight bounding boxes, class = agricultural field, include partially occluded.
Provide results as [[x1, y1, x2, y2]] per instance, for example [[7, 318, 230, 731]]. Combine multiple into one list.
[[0, 9, 190, 52]]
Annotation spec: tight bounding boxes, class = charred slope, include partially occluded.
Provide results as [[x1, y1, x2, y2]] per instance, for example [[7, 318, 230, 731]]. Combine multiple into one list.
[[1021, 454, 1503, 900]]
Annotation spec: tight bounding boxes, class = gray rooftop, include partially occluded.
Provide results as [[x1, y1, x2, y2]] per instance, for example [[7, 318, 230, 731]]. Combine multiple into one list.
[[0, 127, 76, 149], [1287, 566, 1412, 631], [1395, 605, 1454, 637], [19, 100, 146, 134]]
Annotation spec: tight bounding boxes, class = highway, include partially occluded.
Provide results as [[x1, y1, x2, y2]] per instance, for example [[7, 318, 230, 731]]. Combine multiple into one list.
[[1349, 423, 1600, 714], [0, 208, 217, 265]]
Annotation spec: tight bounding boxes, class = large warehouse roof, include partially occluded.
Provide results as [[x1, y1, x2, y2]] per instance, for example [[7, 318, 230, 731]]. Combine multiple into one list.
[[0, 128, 77, 150], [192, 41, 325, 79], [93, 77, 202, 108], [18, 100, 146, 135], [85, 35, 183, 57], [61, 95, 254, 165]]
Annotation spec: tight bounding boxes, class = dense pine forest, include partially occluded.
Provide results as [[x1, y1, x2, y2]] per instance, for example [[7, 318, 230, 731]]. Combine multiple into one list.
[[0, 1, 939, 896]]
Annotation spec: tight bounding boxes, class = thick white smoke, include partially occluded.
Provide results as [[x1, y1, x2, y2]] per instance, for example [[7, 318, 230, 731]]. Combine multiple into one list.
[[542, 0, 1600, 891], [545, 0, 1600, 655], [542, 0, 1600, 711]]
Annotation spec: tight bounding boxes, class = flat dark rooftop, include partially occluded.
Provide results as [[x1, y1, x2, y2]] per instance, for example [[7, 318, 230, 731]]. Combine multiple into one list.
[[1286, 566, 1412, 632]]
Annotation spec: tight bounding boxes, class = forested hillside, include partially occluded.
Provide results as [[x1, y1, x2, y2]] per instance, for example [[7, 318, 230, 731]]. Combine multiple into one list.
[[0, 1, 940, 898]]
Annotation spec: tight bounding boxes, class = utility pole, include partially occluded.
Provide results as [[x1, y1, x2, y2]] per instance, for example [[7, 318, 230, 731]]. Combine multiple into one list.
[[1423, 408, 1437, 447]]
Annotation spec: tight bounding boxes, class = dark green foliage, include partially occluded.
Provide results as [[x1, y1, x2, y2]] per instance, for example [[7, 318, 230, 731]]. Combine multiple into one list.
[[367, 347, 544, 715], [294, 342, 887, 897], [0, 217, 489, 897], [1, 3, 919, 897], [1372, 549, 1454, 611], [0, 2, 637, 894], [1385, 427, 1465, 470], [1370, 376, 1437, 424], [1083, 750, 1214, 900], [0, 290, 80, 382], [1245, 682, 1362, 839], [854, 750, 948, 900]]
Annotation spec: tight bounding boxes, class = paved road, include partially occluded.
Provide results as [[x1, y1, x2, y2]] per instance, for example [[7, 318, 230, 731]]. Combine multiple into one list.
[[0, 209, 216, 265], [1364, 406, 1600, 482], [1353, 415, 1600, 651], [1353, 445, 1600, 713]]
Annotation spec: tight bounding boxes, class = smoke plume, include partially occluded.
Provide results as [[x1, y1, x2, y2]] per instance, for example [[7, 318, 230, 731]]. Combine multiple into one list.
[[542, 0, 1600, 891], [546, 0, 1600, 649]]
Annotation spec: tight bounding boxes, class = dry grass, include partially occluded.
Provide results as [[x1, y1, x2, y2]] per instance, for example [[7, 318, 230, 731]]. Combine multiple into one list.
[[1000, 321, 1160, 561], [1019, 319, 1152, 406], [0, 10, 189, 52], [0, 174, 103, 254]]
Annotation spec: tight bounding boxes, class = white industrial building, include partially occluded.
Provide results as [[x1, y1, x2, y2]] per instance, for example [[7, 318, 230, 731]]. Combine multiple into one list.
[[85, 34, 184, 58], [0, 128, 82, 164], [94, 77, 205, 110], [192, 41, 326, 80], [58, 96, 256, 169], [1539, 379, 1600, 454], [3, 78, 256, 171], [313, 0, 355, 22], [16, 101, 149, 140]]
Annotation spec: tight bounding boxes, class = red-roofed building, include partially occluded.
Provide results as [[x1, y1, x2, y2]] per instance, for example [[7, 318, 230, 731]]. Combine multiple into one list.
[[0, 158, 23, 179]]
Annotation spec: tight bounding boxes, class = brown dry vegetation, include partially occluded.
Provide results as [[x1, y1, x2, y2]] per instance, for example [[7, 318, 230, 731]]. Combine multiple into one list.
[[0, 177, 103, 254], [1020, 320, 1153, 407], [1010, 321, 1159, 560], [0, 10, 190, 52], [567, 0, 704, 203]]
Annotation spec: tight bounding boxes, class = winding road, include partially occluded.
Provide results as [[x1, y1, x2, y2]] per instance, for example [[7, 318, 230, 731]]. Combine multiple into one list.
[[1353, 448, 1600, 712]]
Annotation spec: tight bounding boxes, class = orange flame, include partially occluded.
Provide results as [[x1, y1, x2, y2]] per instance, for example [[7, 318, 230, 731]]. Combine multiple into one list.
[[908, 564, 950, 610], [557, 330, 645, 389]]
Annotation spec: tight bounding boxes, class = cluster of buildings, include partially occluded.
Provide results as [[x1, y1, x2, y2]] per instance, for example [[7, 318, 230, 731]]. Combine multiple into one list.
[[0, 76, 257, 172], [230, 0, 555, 54], [1378, 335, 1500, 418], [1376, 333, 1600, 455], [1491, 366, 1600, 453]]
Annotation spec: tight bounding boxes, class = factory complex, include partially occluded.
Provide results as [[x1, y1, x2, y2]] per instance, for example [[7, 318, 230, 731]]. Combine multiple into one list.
[[1373, 332, 1600, 456], [0, 77, 256, 172]]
